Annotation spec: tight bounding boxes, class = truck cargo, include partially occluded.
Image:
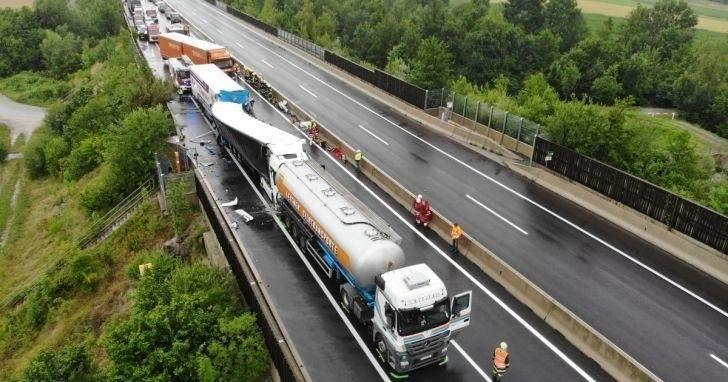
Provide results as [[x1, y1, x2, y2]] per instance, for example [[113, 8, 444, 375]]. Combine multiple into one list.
[[190, 64, 249, 117], [158, 33, 235, 74], [193, 64, 473, 376]]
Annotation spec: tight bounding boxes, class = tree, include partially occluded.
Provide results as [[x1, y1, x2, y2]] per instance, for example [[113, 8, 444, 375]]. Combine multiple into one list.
[[517, 73, 559, 124], [409, 36, 453, 90], [460, 16, 523, 86], [74, 0, 122, 39], [41, 28, 82, 78], [258, 0, 281, 26], [619, 0, 697, 60], [543, 0, 587, 52], [21, 344, 97, 382], [106, 255, 269, 382], [591, 72, 623, 104], [504, 0, 545, 33]]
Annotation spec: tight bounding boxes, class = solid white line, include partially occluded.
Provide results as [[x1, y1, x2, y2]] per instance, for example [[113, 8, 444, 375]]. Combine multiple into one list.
[[223, 39, 598, 382], [358, 125, 389, 146], [298, 84, 318, 98], [452, 340, 491, 381], [711, 354, 728, 369], [236, 42, 244, 48], [169, 2, 603, 380], [204, 6, 728, 322], [200, 112, 390, 382], [261, 59, 274, 68], [466, 194, 528, 235]]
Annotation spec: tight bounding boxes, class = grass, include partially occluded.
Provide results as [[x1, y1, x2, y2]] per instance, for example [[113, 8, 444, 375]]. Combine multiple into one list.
[[0, 72, 70, 107], [583, 0, 728, 20], [0, 0, 34, 8], [627, 110, 728, 155]]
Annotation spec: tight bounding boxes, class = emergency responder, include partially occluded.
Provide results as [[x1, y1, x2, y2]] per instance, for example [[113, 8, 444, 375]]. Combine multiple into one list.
[[354, 149, 363, 173], [413, 195, 425, 225], [450, 223, 463, 254], [492, 342, 510, 381]]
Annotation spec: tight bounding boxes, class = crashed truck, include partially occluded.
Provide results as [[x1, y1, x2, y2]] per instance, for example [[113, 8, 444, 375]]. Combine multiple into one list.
[[190, 63, 473, 376]]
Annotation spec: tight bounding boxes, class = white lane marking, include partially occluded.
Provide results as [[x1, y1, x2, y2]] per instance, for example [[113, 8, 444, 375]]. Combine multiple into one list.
[[196, 108, 389, 381], [216, 39, 598, 381], [200, 18, 209, 24], [261, 59, 274, 68], [358, 125, 389, 146], [452, 340, 492, 381], [195, 2, 728, 322], [466, 194, 528, 235], [711, 354, 728, 369], [298, 84, 318, 98], [236, 42, 244, 48]]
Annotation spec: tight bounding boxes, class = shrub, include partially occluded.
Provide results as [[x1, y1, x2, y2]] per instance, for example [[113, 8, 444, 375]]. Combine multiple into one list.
[[43, 136, 70, 176], [24, 128, 53, 179], [21, 344, 97, 382], [62, 137, 103, 182], [0, 72, 69, 106]]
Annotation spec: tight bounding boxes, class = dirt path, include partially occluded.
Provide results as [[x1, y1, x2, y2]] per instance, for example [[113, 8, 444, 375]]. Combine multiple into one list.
[[0, 178, 21, 247], [0, 94, 47, 145]]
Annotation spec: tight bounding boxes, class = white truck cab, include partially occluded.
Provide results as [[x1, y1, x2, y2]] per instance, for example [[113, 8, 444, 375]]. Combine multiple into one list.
[[372, 264, 472, 374]]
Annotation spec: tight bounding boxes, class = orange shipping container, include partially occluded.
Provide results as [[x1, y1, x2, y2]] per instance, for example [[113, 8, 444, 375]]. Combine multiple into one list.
[[158, 33, 234, 74]]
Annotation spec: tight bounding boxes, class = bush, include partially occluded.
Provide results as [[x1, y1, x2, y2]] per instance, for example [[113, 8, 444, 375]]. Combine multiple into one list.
[[79, 166, 120, 212], [62, 137, 102, 182], [106, 257, 269, 381], [21, 344, 97, 382], [24, 128, 53, 179], [43, 136, 70, 176], [0, 72, 69, 106]]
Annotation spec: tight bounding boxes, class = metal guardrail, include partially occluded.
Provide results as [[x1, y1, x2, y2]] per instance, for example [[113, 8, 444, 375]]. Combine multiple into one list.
[[534, 137, 728, 253], [77, 177, 157, 248]]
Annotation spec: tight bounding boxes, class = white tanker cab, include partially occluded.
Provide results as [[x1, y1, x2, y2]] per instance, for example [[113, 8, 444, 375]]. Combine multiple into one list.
[[192, 64, 473, 378], [273, 158, 473, 378]]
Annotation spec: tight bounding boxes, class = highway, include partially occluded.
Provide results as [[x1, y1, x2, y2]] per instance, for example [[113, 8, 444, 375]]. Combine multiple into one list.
[[137, 8, 612, 380], [164, 1, 728, 380]]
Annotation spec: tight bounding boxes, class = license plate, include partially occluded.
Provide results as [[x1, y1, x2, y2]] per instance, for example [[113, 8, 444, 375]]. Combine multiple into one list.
[[420, 354, 432, 361]]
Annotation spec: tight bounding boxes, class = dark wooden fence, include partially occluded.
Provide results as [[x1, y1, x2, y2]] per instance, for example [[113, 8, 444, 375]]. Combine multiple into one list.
[[533, 137, 728, 253]]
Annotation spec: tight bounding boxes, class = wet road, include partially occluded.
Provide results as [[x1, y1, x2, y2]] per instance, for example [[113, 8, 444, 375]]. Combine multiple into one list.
[[163, 1, 728, 380]]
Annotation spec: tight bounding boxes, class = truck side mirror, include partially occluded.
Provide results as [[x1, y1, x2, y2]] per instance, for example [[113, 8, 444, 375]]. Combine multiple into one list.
[[451, 291, 472, 317]]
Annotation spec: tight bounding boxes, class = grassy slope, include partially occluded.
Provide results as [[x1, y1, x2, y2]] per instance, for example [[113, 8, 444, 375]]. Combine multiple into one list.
[[0, 163, 209, 378]]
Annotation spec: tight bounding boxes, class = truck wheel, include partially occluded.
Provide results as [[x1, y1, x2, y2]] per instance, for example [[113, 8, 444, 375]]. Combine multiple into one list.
[[375, 334, 389, 363], [340, 287, 351, 311]]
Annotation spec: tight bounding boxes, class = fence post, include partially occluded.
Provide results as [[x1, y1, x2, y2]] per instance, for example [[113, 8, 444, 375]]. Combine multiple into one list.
[[440, 88, 444, 107], [529, 135, 537, 167], [462, 96, 467, 116], [515, 117, 523, 151], [474, 102, 481, 124], [499, 112, 508, 145], [424, 89, 429, 109], [488, 106, 494, 129]]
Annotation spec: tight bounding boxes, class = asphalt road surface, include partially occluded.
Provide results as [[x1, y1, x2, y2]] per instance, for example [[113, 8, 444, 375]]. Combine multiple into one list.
[[161, 1, 728, 380]]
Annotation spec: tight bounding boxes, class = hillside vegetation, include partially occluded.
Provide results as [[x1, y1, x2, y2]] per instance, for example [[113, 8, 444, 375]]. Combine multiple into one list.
[[0, 0, 270, 380]]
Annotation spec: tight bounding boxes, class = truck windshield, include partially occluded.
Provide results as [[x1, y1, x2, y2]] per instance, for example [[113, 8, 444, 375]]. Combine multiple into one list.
[[176, 70, 190, 80], [397, 298, 450, 336]]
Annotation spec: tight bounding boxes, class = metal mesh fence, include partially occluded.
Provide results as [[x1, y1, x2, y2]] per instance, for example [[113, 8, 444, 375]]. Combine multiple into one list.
[[278, 30, 325, 60], [426, 88, 541, 148]]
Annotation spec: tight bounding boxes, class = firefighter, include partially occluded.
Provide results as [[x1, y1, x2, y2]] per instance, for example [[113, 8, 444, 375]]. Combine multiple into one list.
[[492, 342, 510, 381], [413, 195, 425, 225], [450, 223, 463, 254], [354, 149, 363, 173]]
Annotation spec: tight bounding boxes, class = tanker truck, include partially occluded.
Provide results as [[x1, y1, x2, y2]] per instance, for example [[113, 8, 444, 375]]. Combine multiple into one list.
[[196, 64, 473, 376]]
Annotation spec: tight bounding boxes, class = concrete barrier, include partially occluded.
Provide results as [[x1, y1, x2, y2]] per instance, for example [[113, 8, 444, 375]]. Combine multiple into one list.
[[245, 67, 660, 381]]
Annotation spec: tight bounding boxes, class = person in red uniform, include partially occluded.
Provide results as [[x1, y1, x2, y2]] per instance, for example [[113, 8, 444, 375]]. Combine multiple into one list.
[[413, 195, 431, 226], [492, 342, 510, 381]]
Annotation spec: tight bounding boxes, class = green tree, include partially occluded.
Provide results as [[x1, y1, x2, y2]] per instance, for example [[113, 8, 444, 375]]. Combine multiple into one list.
[[543, 0, 587, 52], [74, 0, 122, 39], [591, 72, 623, 104], [41, 29, 82, 78], [504, 0, 545, 33], [106, 255, 269, 381], [409, 36, 453, 89], [517, 73, 559, 124], [167, 179, 194, 236], [618, 0, 697, 60], [21, 344, 97, 382]]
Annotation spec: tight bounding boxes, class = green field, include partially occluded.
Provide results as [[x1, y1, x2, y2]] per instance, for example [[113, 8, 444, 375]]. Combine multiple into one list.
[[587, 0, 728, 20]]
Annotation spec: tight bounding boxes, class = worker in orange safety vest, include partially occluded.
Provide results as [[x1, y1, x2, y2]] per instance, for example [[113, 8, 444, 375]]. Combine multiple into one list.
[[450, 223, 463, 254], [492, 342, 510, 381]]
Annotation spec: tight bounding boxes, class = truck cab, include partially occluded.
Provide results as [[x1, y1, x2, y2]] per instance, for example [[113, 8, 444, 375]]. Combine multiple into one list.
[[370, 264, 471, 375]]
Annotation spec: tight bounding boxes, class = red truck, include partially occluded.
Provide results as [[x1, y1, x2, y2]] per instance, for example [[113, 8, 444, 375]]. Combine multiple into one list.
[[158, 33, 235, 74]]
